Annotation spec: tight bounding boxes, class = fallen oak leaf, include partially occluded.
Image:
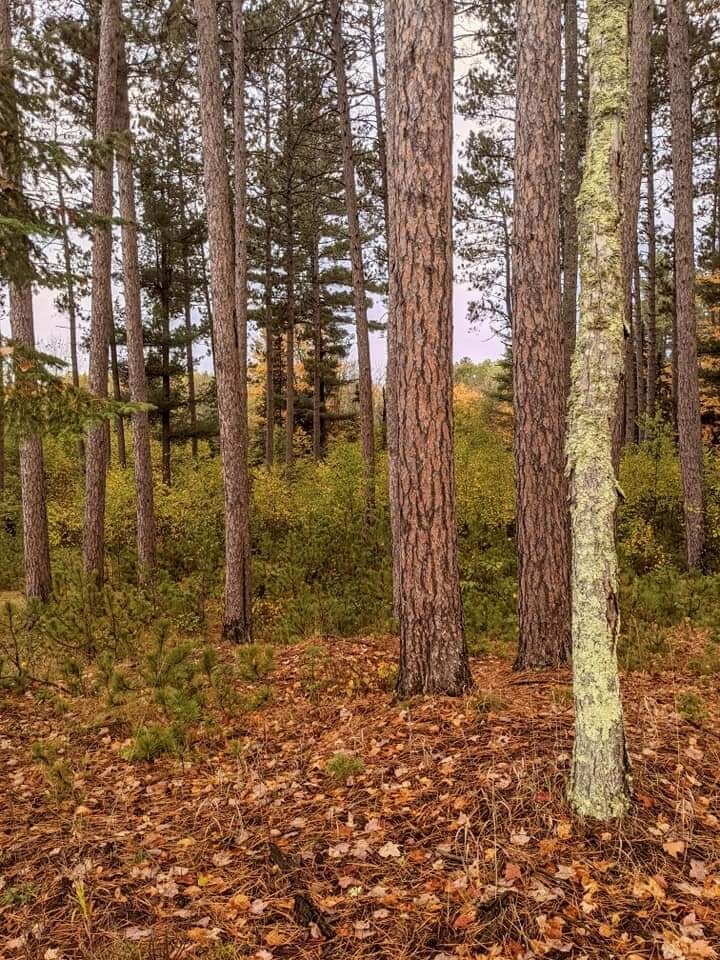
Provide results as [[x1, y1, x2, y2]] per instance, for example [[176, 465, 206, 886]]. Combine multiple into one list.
[[663, 839, 686, 858], [378, 841, 401, 859]]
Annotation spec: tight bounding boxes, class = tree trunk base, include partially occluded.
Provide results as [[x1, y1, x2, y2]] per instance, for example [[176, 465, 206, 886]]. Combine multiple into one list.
[[222, 618, 252, 645]]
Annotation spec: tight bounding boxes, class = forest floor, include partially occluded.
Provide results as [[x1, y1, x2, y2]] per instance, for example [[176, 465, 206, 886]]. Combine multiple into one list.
[[1, 633, 719, 960]]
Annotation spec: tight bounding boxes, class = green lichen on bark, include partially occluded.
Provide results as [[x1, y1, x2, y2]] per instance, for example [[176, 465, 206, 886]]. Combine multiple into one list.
[[566, 0, 632, 821]]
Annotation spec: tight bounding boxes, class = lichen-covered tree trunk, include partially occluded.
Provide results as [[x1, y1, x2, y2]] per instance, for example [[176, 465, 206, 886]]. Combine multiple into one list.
[[195, 0, 251, 643], [386, 0, 471, 697], [0, 0, 52, 601], [83, 0, 120, 583], [668, 0, 705, 568], [512, 0, 571, 669], [567, 0, 632, 821], [116, 34, 156, 578], [329, 0, 375, 519]]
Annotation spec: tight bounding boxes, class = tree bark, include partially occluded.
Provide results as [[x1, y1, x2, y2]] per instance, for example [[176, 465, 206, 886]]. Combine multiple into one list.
[[109, 316, 127, 468], [10, 291, 53, 602], [621, 0, 653, 447], [262, 77, 275, 468], [367, 0, 389, 241], [512, 0, 571, 669], [116, 34, 156, 579], [83, 0, 120, 583], [386, 0, 471, 697], [159, 232, 172, 486], [623, 327, 638, 445], [55, 167, 80, 389], [329, 0, 375, 518], [562, 0, 581, 387], [0, 0, 52, 600], [283, 65, 296, 470], [311, 234, 323, 461], [633, 241, 645, 435], [668, 0, 705, 568], [175, 131, 198, 460], [195, 0, 251, 642], [231, 0, 252, 638], [567, 0, 632, 821], [646, 103, 658, 419], [383, 0, 401, 620]]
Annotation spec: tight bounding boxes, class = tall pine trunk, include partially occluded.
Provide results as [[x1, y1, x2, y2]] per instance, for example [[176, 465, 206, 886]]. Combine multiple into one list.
[[0, 0, 52, 600], [383, 0, 401, 620], [116, 35, 156, 577], [262, 78, 275, 468], [562, 0, 581, 386], [195, 0, 251, 642], [621, 0, 653, 445], [668, 0, 705, 568], [646, 104, 658, 419], [367, 0, 389, 236], [311, 234, 323, 462], [83, 0, 120, 583], [567, 0, 632, 821], [55, 167, 80, 389], [329, 0, 375, 518], [386, 0, 471, 697], [512, 0, 571, 669], [175, 131, 199, 460], [231, 0, 252, 639]]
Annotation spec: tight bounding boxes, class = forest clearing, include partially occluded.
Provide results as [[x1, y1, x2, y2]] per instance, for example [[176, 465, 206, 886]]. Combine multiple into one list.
[[2, 0, 720, 955]]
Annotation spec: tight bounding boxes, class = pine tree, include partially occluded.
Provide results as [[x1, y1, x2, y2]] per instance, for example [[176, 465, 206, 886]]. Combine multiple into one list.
[[387, 0, 471, 697], [194, 0, 251, 643], [512, 0, 570, 669], [0, 0, 52, 601], [116, 31, 156, 578], [329, 0, 375, 518], [668, 0, 705, 568], [83, 0, 119, 583]]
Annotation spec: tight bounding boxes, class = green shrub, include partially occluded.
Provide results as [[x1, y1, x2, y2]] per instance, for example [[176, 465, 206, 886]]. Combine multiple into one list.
[[676, 691, 707, 724], [31, 740, 75, 799], [472, 691, 507, 718], [123, 723, 179, 761], [325, 751, 364, 782], [236, 642, 275, 681], [237, 685, 273, 714], [0, 883, 38, 907]]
